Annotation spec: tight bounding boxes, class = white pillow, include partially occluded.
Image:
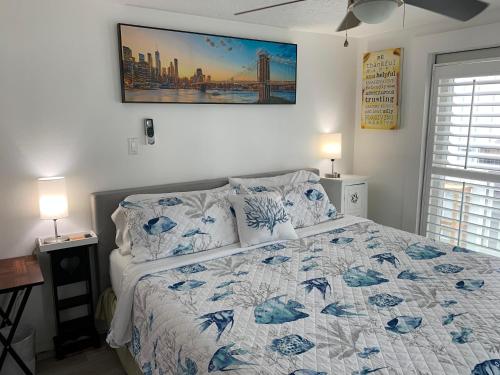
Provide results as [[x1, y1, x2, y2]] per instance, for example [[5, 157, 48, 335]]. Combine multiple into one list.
[[237, 181, 337, 229], [111, 185, 237, 261], [229, 170, 319, 191], [228, 193, 298, 247]]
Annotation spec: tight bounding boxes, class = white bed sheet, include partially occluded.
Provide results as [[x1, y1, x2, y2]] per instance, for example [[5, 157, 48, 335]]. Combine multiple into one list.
[[109, 248, 133, 296]]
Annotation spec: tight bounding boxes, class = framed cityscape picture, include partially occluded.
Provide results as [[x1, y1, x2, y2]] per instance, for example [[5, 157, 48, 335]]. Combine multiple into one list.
[[118, 23, 297, 104]]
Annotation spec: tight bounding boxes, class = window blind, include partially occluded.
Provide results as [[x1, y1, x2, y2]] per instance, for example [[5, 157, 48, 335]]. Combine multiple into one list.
[[421, 59, 500, 254]]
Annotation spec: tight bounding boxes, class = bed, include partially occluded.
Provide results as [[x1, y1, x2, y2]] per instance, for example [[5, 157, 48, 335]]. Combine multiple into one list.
[[92, 169, 500, 375]]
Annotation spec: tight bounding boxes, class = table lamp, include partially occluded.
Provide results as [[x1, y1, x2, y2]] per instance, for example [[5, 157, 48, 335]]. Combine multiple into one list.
[[38, 177, 69, 243], [319, 133, 342, 178]]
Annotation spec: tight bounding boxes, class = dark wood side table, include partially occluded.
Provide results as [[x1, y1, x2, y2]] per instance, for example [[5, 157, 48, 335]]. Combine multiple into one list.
[[38, 233, 100, 359], [0, 255, 44, 375]]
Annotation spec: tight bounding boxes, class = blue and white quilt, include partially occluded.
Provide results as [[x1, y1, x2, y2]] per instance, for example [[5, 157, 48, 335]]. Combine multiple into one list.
[[108, 217, 500, 375]]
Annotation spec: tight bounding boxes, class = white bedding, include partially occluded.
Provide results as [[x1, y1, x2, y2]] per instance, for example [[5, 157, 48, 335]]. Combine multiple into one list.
[[107, 215, 369, 348], [109, 249, 133, 296]]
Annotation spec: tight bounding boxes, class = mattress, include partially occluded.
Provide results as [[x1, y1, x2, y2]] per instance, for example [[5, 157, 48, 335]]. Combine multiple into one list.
[[109, 218, 500, 375], [109, 248, 132, 296]]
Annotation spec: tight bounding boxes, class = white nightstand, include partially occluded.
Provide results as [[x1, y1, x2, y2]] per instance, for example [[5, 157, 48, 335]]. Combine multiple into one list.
[[321, 175, 369, 218]]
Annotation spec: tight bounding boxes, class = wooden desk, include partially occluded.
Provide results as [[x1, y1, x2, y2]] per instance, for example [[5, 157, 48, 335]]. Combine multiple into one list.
[[0, 255, 44, 375]]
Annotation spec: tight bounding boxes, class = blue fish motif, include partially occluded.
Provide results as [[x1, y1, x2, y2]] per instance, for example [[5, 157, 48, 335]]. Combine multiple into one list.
[[283, 199, 295, 207], [301, 277, 331, 300], [262, 256, 291, 265], [176, 264, 207, 274], [142, 362, 152, 375], [120, 200, 142, 209], [300, 277, 332, 299], [367, 242, 381, 249], [357, 347, 380, 359], [385, 316, 422, 334], [406, 244, 446, 260], [290, 370, 326, 375], [328, 228, 346, 235], [453, 246, 472, 253], [233, 271, 249, 277], [352, 367, 386, 375], [216, 280, 241, 289], [331, 237, 354, 245], [269, 334, 315, 356], [301, 262, 319, 272], [442, 313, 466, 326], [172, 244, 194, 256], [311, 247, 323, 253], [471, 359, 500, 375], [262, 243, 287, 251], [198, 310, 234, 341], [456, 279, 484, 291], [131, 325, 141, 356], [397, 270, 429, 281], [143, 216, 177, 235], [305, 189, 324, 201], [201, 216, 216, 224], [208, 290, 234, 302], [302, 256, 320, 262], [368, 293, 404, 308], [343, 266, 389, 287], [158, 197, 183, 206], [208, 343, 254, 372], [434, 264, 464, 274], [326, 207, 337, 218], [182, 228, 208, 237], [168, 280, 206, 291], [365, 236, 380, 242], [440, 300, 458, 308], [248, 186, 268, 193], [254, 295, 309, 324], [177, 347, 198, 375], [451, 327, 473, 344], [321, 302, 365, 317], [371, 252, 400, 268]]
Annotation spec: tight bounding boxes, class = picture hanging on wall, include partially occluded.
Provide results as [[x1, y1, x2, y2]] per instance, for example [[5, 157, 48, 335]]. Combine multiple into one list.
[[361, 48, 403, 130], [118, 23, 297, 104]]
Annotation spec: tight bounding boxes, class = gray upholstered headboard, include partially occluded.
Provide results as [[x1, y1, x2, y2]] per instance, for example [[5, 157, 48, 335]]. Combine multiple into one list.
[[90, 168, 319, 293]]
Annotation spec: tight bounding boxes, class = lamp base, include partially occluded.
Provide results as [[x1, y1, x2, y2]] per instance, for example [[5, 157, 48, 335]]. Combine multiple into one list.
[[325, 172, 341, 179], [44, 235, 70, 244]]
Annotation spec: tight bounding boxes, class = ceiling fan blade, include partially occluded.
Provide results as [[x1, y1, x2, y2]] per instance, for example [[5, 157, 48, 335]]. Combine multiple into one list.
[[234, 0, 306, 16], [404, 0, 489, 21], [337, 11, 362, 31]]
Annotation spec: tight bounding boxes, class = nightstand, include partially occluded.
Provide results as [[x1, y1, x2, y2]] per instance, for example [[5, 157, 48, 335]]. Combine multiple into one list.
[[321, 175, 368, 218], [37, 232, 99, 359]]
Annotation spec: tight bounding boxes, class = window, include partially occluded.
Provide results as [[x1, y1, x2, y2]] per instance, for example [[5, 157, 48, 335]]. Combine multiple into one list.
[[421, 58, 500, 255]]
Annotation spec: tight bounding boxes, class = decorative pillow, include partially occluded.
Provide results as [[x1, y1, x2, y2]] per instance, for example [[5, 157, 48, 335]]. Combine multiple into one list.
[[228, 193, 298, 247], [111, 185, 238, 262], [228, 170, 320, 191], [237, 181, 337, 229]]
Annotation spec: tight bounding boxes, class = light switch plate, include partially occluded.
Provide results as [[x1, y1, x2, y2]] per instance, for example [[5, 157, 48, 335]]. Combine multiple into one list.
[[128, 137, 139, 155]]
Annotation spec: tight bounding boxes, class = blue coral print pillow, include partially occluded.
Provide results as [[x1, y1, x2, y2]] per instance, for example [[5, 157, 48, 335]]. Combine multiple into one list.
[[114, 185, 238, 263], [228, 193, 298, 247], [236, 181, 337, 229]]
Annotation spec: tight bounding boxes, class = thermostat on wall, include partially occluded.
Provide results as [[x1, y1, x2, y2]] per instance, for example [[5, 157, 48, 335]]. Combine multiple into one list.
[[144, 118, 155, 145]]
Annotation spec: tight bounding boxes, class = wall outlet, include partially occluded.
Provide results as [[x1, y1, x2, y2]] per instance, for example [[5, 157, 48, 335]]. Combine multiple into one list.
[[128, 137, 139, 155]]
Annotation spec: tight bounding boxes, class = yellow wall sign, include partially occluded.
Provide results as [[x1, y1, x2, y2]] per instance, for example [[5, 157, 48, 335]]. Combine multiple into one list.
[[361, 48, 402, 130]]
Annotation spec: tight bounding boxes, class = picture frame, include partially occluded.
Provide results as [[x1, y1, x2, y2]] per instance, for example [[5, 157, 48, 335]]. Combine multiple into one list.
[[118, 23, 297, 105]]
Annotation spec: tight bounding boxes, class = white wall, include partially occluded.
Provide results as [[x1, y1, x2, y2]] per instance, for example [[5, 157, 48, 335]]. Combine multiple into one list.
[[353, 22, 500, 233], [0, 0, 357, 352]]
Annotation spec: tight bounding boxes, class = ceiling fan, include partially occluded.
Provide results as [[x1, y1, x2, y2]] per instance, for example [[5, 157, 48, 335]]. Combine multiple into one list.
[[234, 0, 489, 32]]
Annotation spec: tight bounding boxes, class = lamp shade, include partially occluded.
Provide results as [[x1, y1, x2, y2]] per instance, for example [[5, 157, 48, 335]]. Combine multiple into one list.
[[319, 133, 342, 160], [38, 177, 68, 220]]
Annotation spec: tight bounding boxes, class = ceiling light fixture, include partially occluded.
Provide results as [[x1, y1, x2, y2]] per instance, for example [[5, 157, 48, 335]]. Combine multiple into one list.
[[352, 0, 399, 24]]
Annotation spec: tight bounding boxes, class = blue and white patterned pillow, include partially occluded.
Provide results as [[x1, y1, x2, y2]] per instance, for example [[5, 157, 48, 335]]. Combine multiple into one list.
[[236, 181, 337, 229], [112, 185, 238, 263], [228, 170, 320, 191], [228, 193, 298, 247]]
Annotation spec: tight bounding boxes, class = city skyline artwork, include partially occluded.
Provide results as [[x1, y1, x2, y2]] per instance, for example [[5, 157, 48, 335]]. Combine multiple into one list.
[[118, 24, 297, 104]]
